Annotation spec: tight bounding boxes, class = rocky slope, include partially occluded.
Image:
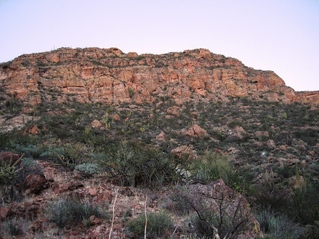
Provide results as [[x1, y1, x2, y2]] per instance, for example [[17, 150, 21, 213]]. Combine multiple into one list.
[[1, 48, 319, 238], [1, 47, 318, 106]]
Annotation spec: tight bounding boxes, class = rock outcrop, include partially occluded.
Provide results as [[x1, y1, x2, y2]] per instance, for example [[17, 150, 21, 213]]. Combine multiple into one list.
[[172, 179, 261, 238], [1, 47, 316, 106], [295, 90, 319, 105]]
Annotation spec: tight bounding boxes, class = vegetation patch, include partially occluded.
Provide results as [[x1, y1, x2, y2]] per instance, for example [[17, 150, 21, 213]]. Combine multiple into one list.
[[126, 211, 173, 238]]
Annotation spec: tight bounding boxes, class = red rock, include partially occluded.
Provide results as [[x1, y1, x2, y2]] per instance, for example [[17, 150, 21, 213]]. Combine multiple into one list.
[[113, 113, 121, 121], [91, 119, 102, 128], [181, 124, 209, 139], [30, 125, 40, 135], [156, 131, 166, 141], [171, 145, 195, 159], [24, 125, 41, 135], [25, 174, 48, 194], [0, 206, 10, 219], [89, 187, 98, 196], [296, 91, 319, 104], [166, 106, 180, 117], [1, 47, 314, 109], [177, 179, 262, 238]]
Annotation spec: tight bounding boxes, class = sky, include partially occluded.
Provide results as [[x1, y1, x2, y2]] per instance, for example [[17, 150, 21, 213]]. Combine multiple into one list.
[[0, 0, 318, 91]]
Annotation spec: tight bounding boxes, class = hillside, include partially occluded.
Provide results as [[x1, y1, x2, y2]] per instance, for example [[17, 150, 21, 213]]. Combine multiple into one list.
[[0, 48, 319, 239]]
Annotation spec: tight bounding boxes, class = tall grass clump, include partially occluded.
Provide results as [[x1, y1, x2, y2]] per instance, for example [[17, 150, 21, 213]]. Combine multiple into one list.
[[100, 140, 187, 187], [126, 211, 173, 238], [255, 208, 306, 239], [190, 151, 246, 192], [45, 197, 108, 229]]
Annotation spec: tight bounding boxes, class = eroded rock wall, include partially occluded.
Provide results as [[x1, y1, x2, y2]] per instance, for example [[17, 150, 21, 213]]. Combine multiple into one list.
[[0, 47, 316, 106]]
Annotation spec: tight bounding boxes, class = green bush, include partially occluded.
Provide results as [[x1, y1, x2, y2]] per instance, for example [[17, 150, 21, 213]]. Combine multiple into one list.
[[227, 120, 243, 129], [14, 144, 43, 159], [191, 210, 219, 238], [190, 152, 228, 183], [0, 218, 26, 237], [4, 97, 23, 114], [0, 159, 21, 186], [45, 198, 108, 229], [169, 183, 251, 239], [100, 141, 185, 187], [167, 192, 193, 216], [287, 182, 319, 238], [0, 156, 45, 202], [75, 163, 101, 177], [190, 151, 245, 191], [255, 209, 306, 239], [39, 144, 86, 169], [15, 158, 44, 189], [189, 201, 250, 239], [127, 211, 173, 238], [252, 183, 290, 212]]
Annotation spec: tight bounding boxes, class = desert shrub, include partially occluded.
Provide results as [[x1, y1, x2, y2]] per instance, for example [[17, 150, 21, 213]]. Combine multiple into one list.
[[210, 130, 227, 141], [190, 152, 228, 184], [4, 97, 23, 114], [0, 132, 13, 148], [100, 140, 186, 187], [294, 129, 318, 146], [171, 183, 251, 239], [190, 152, 246, 191], [75, 163, 101, 177], [39, 144, 87, 168], [128, 87, 135, 98], [38, 146, 64, 161], [126, 211, 173, 238], [0, 156, 45, 203], [0, 130, 34, 149], [0, 158, 21, 186], [14, 157, 43, 187], [167, 192, 193, 216], [251, 182, 290, 212], [255, 208, 306, 239], [189, 201, 250, 239], [45, 198, 108, 229], [0, 218, 27, 237], [227, 120, 243, 129], [287, 182, 319, 238], [191, 210, 220, 238], [13, 144, 44, 159], [273, 164, 298, 180]]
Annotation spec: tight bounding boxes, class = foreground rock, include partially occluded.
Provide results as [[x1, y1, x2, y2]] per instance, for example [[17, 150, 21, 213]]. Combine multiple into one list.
[[171, 179, 261, 239]]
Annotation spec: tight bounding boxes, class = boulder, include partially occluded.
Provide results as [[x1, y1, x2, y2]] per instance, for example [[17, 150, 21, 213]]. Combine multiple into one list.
[[25, 173, 48, 194], [171, 145, 196, 159], [181, 124, 209, 139], [175, 179, 261, 239], [91, 119, 103, 128]]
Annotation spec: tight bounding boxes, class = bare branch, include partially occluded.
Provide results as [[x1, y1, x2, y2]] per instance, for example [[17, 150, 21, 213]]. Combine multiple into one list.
[[144, 195, 147, 239], [109, 188, 119, 239]]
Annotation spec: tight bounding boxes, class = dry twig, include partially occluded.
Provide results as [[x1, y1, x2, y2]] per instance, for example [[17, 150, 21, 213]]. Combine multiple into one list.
[[109, 188, 119, 239]]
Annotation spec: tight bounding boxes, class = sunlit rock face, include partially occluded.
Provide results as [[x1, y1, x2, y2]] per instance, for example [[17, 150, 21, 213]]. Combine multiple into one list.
[[1, 47, 317, 106]]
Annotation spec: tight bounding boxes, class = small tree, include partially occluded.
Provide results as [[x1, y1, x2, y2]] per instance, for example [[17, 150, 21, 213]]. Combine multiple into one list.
[[173, 181, 256, 239]]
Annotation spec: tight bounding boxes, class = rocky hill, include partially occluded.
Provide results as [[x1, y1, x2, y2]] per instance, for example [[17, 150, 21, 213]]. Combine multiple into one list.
[[1, 47, 318, 107], [0, 48, 319, 239]]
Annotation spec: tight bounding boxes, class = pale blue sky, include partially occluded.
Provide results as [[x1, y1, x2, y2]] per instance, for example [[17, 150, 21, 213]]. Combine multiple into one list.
[[0, 0, 318, 91]]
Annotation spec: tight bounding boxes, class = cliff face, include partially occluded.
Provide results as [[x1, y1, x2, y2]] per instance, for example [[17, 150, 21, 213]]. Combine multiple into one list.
[[0, 47, 316, 106], [295, 91, 319, 105]]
